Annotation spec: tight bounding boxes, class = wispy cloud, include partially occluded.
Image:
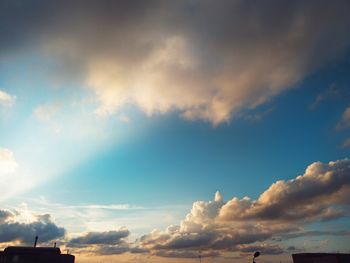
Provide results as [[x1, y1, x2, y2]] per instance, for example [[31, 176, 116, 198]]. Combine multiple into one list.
[[337, 107, 350, 130], [309, 83, 349, 110]]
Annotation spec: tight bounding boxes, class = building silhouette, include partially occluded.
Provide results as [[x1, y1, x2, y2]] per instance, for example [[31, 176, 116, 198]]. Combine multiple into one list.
[[292, 253, 350, 263], [0, 237, 74, 263]]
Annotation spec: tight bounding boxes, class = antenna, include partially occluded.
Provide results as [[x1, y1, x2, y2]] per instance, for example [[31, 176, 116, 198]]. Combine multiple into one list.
[[34, 236, 38, 248]]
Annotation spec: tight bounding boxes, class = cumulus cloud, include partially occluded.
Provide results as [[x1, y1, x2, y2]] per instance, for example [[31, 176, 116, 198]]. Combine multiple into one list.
[[219, 159, 350, 222], [0, 211, 65, 244], [14, 158, 347, 259], [0, 90, 15, 107], [137, 159, 350, 257], [1, 1, 350, 124]]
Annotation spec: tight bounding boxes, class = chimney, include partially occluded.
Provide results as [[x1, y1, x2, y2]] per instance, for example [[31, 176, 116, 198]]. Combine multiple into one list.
[[34, 236, 38, 248]]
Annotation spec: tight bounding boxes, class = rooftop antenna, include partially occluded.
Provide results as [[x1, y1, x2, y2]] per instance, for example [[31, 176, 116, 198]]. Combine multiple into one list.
[[34, 236, 38, 248]]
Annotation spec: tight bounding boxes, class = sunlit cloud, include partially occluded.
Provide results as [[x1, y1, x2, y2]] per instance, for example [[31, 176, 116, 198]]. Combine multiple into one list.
[[0, 208, 65, 245], [1, 159, 350, 260], [0, 90, 15, 107], [1, 1, 350, 125], [0, 148, 35, 201], [0, 148, 18, 175], [137, 159, 350, 258]]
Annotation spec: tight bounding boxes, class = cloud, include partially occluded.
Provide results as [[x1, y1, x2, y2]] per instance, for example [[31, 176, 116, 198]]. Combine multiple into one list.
[[138, 159, 350, 257], [337, 107, 350, 130], [238, 243, 284, 255], [0, 210, 14, 224], [219, 159, 350, 222], [1, 1, 350, 124], [0, 211, 65, 244], [0, 90, 15, 107], [97, 244, 148, 255], [68, 204, 143, 210], [342, 138, 350, 148], [0, 148, 18, 175], [153, 249, 219, 258], [34, 104, 59, 123], [0, 149, 36, 201], [309, 84, 348, 110], [8, 158, 347, 259], [66, 228, 148, 256], [276, 230, 350, 240], [68, 228, 129, 247]]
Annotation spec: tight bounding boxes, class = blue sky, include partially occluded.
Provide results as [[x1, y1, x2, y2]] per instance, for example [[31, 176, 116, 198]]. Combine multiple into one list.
[[4, 51, 349, 205], [1, 1, 350, 262]]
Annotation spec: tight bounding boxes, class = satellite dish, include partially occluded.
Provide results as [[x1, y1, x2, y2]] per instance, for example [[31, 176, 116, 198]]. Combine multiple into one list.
[[254, 251, 260, 258]]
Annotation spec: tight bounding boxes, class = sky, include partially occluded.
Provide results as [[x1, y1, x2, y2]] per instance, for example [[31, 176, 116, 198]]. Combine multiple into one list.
[[1, 0, 350, 262]]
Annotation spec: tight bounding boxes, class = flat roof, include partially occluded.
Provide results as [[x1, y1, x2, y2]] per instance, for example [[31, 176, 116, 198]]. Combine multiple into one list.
[[4, 247, 61, 254]]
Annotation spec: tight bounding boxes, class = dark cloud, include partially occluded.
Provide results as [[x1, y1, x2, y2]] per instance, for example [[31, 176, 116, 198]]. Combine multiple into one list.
[[68, 228, 129, 247], [154, 249, 220, 259], [0, 210, 13, 224], [278, 230, 350, 240], [96, 244, 148, 255], [239, 243, 284, 255], [67, 228, 148, 256], [1, 0, 350, 124], [0, 213, 65, 243]]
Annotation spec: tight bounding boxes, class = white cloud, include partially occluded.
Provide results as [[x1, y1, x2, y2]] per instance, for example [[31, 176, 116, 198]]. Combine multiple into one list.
[[0, 90, 15, 107], [0, 148, 35, 201], [0, 148, 18, 175]]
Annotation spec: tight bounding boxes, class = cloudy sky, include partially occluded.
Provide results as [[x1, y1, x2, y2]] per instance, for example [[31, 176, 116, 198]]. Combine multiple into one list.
[[1, 0, 350, 262]]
